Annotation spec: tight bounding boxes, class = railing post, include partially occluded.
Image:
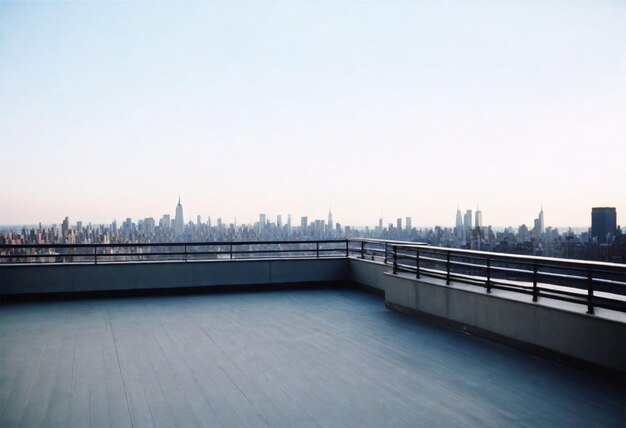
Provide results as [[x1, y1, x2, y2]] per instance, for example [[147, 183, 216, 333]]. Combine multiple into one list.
[[94, 246, 97, 265], [532, 263, 539, 302], [384, 243, 388, 264], [229, 244, 233, 259], [316, 242, 319, 258], [485, 257, 491, 293], [184, 245, 187, 262], [586, 268, 594, 315], [446, 251, 451, 285], [415, 248, 420, 279], [360, 241, 365, 259], [392, 245, 397, 274], [345, 240, 349, 257]]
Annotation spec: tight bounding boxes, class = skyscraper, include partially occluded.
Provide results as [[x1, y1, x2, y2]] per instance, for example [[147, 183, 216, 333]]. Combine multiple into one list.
[[277, 215, 282, 228], [464, 210, 472, 234], [328, 209, 333, 234], [533, 208, 545, 237], [174, 197, 184, 236], [475, 208, 483, 229], [62, 216, 69, 238], [405, 217, 412, 230], [591, 207, 617, 244], [301, 216, 308, 233], [455, 208, 463, 238], [259, 213, 266, 232]]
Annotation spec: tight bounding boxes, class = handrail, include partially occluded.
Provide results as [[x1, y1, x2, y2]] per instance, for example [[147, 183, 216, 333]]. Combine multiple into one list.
[[348, 238, 626, 315], [1, 238, 624, 314], [0, 240, 350, 265]]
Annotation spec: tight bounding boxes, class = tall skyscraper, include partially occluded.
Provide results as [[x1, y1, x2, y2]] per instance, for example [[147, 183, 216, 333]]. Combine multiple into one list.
[[277, 215, 282, 228], [259, 213, 266, 231], [591, 207, 617, 244], [464, 210, 472, 234], [533, 208, 545, 237], [475, 208, 483, 229], [405, 217, 412, 230], [62, 216, 69, 237], [300, 216, 308, 232], [397, 218, 402, 231], [287, 214, 292, 235], [174, 197, 184, 236], [455, 208, 463, 238], [328, 209, 333, 234]]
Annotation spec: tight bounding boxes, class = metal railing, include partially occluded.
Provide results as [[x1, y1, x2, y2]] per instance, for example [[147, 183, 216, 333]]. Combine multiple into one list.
[[0, 240, 350, 264], [2, 238, 625, 314], [347, 238, 626, 314]]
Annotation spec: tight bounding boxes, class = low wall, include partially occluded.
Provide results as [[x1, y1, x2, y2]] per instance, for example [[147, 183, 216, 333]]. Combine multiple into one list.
[[2, 257, 623, 372], [350, 258, 625, 373], [0, 258, 349, 295]]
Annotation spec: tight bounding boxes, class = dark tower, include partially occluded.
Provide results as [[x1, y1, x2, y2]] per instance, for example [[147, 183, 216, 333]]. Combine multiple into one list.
[[591, 207, 617, 244]]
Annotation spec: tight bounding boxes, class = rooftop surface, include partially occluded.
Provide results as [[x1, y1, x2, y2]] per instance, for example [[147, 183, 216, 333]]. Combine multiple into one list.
[[1, 288, 624, 427]]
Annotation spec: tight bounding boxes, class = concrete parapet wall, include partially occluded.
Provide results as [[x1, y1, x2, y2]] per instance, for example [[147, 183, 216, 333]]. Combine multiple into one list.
[[350, 258, 625, 373], [2, 257, 623, 372], [0, 258, 349, 294]]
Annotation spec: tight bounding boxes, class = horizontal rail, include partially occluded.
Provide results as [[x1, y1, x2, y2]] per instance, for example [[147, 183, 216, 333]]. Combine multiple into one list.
[[0, 240, 350, 264], [348, 238, 626, 314], [2, 238, 625, 314]]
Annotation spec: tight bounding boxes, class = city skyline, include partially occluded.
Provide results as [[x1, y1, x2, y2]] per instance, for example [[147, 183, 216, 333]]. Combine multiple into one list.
[[1, 2, 625, 226], [0, 198, 621, 232], [3, 198, 623, 263]]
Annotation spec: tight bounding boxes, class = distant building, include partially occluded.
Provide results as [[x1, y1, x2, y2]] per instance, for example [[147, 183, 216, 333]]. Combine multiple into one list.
[[144, 217, 156, 235], [405, 217, 412, 230], [300, 216, 308, 233], [591, 207, 617, 244], [464, 210, 472, 234], [174, 197, 184, 236], [397, 218, 402, 231], [62, 216, 69, 238], [475, 209, 483, 229], [160, 214, 171, 230], [259, 213, 266, 231], [328, 209, 333, 235]]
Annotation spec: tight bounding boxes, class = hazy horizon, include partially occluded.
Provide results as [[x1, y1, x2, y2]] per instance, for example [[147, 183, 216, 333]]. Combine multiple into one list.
[[2, 2, 625, 227]]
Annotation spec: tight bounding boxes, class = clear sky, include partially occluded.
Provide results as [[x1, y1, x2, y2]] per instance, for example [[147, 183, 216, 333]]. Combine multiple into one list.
[[1, 1, 625, 228]]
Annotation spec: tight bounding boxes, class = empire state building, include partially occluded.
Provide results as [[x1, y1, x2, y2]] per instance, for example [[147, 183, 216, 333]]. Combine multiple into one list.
[[174, 197, 185, 236]]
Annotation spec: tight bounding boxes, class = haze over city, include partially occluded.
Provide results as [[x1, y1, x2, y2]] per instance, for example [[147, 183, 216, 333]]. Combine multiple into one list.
[[1, 1, 625, 226]]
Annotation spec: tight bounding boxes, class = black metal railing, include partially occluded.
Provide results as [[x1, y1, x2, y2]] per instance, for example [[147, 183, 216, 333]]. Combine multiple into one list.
[[347, 238, 626, 314], [2, 238, 625, 314], [0, 240, 350, 264]]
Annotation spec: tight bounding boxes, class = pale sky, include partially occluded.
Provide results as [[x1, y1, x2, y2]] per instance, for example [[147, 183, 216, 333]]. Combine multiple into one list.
[[1, 1, 625, 228]]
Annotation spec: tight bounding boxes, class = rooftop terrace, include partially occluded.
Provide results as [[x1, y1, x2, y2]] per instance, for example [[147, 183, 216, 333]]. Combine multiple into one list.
[[1, 288, 624, 427]]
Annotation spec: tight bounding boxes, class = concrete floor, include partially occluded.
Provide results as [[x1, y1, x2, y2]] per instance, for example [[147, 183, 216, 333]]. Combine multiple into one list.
[[0, 288, 624, 427]]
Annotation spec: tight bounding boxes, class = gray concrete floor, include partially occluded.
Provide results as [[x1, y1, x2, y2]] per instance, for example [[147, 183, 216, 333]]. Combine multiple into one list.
[[0, 288, 624, 428]]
